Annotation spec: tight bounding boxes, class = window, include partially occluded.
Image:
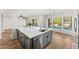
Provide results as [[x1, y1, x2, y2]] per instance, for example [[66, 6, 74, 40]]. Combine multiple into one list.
[[48, 18, 52, 28], [32, 19, 39, 26], [63, 16, 72, 30], [32, 19, 34, 26], [53, 17, 62, 29]]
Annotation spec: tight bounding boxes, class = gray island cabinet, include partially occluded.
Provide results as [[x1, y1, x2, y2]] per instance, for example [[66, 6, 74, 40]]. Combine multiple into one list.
[[17, 27, 52, 49]]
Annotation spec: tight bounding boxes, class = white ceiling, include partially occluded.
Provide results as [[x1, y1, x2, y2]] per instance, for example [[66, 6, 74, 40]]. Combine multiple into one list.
[[0, 9, 77, 16]]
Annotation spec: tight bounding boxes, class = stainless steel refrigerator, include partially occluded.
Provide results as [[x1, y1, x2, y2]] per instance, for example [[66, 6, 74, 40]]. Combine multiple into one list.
[[77, 14, 79, 49], [74, 14, 79, 48], [72, 14, 79, 49]]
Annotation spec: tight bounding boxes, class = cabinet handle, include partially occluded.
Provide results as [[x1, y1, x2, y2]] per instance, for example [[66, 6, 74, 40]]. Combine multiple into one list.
[[26, 37, 28, 39], [34, 38, 38, 40], [47, 36, 48, 38], [74, 18, 77, 32]]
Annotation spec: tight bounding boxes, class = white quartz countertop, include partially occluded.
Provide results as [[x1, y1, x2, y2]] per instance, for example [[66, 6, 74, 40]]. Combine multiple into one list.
[[17, 26, 52, 38]]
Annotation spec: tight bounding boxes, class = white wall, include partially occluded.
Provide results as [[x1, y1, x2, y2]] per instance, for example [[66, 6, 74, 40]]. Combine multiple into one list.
[[2, 13, 26, 30], [43, 15, 52, 28]]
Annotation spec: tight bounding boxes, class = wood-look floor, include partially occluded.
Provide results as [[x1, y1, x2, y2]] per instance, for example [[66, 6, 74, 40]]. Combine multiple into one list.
[[0, 29, 22, 49], [0, 29, 75, 49], [46, 31, 75, 49]]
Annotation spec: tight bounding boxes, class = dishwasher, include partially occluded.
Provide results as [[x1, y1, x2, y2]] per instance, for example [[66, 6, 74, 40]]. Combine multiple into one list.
[[31, 34, 43, 49]]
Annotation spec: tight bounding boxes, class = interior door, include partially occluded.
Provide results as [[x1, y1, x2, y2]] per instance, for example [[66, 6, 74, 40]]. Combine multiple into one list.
[[3, 15, 12, 31]]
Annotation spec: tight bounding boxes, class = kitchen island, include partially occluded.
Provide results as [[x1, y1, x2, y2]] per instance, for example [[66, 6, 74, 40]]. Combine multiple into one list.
[[17, 27, 52, 49]]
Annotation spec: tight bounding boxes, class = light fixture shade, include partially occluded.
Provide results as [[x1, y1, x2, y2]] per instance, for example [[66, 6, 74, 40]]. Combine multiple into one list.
[[18, 15, 27, 19], [20, 15, 23, 17]]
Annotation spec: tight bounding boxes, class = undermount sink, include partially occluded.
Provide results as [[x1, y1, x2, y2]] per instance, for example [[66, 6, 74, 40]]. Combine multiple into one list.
[[38, 29, 47, 32]]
